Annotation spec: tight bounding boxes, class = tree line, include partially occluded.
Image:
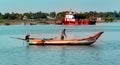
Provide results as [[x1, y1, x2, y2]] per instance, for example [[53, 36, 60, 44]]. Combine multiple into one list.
[[0, 10, 120, 21]]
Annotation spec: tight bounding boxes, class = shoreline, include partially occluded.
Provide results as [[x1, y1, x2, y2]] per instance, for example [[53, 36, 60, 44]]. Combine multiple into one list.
[[0, 19, 48, 25], [0, 19, 120, 26]]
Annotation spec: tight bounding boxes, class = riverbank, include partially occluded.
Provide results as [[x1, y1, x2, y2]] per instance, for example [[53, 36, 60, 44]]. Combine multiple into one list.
[[0, 19, 120, 25], [0, 19, 48, 25]]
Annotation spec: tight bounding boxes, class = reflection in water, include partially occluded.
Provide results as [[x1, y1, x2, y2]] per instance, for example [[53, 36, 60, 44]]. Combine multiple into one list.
[[24, 45, 101, 65], [60, 46, 66, 64]]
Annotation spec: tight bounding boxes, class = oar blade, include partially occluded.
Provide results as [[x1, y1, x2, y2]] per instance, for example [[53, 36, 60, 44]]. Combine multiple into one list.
[[10, 37, 25, 40]]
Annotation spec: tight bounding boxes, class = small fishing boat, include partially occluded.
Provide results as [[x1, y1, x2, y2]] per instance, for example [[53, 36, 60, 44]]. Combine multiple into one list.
[[28, 32, 103, 45]]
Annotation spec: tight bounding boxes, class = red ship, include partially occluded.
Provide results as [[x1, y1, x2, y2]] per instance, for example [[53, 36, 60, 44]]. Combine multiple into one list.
[[56, 11, 96, 25]]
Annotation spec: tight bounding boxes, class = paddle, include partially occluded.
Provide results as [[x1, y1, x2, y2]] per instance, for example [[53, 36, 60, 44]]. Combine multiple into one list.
[[10, 37, 39, 40], [10, 37, 25, 40]]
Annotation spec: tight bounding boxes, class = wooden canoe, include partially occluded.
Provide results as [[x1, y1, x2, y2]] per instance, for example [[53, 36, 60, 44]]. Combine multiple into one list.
[[28, 32, 103, 45]]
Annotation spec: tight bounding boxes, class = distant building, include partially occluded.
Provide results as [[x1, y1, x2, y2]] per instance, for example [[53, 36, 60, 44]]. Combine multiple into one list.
[[96, 17, 105, 23]]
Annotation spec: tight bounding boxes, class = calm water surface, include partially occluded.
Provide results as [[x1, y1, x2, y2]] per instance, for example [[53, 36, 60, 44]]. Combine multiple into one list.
[[0, 22, 120, 65]]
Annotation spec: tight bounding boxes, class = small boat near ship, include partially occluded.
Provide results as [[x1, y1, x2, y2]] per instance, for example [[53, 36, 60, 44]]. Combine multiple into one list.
[[28, 32, 103, 45]]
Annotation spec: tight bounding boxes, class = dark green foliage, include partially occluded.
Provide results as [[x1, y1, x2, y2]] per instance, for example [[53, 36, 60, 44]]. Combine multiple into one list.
[[56, 11, 68, 20], [105, 17, 113, 22], [0, 10, 120, 22], [50, 12, 56, 18]]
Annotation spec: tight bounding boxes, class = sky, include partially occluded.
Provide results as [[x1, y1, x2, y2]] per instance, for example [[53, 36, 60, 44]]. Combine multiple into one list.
[[0, 0, 120, 14]]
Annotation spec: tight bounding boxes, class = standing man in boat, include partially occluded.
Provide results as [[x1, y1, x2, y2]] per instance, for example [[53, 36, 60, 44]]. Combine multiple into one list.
[[61, 29, 67, 40]]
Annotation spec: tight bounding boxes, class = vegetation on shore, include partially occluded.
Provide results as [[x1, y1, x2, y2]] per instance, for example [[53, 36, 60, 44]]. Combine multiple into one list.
[[0, 10, 120, 25]]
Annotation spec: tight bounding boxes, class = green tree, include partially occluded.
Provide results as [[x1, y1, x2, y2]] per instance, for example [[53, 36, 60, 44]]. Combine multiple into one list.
[[3, 13, 11, 19], [50, 12, 56, 18], [0, 12, 2, 20], [105, 17, 113, 22], [10, 12, 18, 20], [57, 11, 67, 20]]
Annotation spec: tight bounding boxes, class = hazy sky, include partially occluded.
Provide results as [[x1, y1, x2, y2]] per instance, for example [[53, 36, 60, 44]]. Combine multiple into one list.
[[0, 0, 120, 13]]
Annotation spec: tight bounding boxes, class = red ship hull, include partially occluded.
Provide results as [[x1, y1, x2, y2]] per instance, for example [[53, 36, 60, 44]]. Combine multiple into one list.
[[63, 19, 96, 25]]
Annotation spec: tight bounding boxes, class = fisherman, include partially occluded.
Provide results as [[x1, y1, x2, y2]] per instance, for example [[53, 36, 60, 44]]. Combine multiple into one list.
[[25, 34, 30, 42], [61, 29, 67, 40]]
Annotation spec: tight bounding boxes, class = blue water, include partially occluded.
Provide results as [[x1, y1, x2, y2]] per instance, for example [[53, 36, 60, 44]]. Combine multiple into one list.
[[0, 22, 120, 65]]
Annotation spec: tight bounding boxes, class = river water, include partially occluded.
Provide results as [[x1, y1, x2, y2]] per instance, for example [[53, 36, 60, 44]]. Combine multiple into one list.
[[0, 22, 120, 65]]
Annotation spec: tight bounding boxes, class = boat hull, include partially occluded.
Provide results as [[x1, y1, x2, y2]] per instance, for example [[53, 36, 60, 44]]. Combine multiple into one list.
[[62, 20, 96, 25], [28, 40, 94, 45]]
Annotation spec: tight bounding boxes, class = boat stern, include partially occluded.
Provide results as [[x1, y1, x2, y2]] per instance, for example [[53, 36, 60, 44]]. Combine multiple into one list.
[[28, 39, 43, 45]]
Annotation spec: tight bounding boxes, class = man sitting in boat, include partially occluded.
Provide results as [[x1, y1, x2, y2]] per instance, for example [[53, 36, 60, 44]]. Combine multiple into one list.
[[25, 34, 30, 42], [25, 34, 37, 42], [61, 29, 67, 40]]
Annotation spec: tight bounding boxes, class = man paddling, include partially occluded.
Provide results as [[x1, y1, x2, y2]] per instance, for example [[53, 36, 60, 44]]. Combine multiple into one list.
[[61, 29, 67, 40]]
